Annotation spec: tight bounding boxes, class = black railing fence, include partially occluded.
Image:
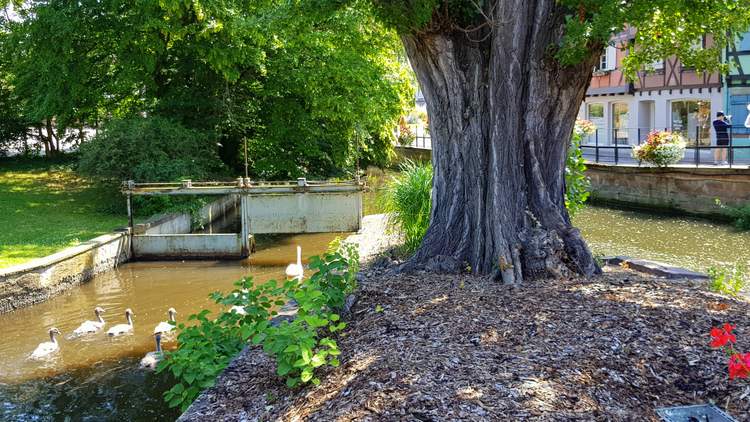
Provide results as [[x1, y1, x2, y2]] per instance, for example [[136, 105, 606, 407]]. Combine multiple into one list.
[[400, 126, 750, 167], [580, 126, 750, 167]]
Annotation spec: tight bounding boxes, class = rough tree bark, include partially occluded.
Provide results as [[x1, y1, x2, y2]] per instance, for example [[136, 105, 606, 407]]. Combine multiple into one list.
[[402, 0, 600, 283]]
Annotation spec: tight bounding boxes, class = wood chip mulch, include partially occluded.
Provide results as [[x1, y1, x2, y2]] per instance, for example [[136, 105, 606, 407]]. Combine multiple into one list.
[[180, 266, 750, 421]]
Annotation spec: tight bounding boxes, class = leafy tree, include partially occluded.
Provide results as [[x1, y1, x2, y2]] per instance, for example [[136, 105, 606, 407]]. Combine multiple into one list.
[[1, 0, 412, 178], [345, 0, 750, 283]]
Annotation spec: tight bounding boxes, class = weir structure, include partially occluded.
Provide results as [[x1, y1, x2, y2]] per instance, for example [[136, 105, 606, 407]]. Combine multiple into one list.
[[123, 178, 363, 259]]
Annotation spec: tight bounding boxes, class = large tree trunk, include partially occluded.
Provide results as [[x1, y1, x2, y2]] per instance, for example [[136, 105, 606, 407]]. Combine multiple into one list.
[[402, 0, 600, 283]]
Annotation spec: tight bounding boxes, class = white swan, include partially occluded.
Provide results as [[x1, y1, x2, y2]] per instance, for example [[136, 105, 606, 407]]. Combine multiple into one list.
[[285, 245, 304, 280], [29, 328, 61, 360], [229, 305, 247, 315], [72, 307, 106, 336], [140, 333, 163, 370], [153, 308, 176, 335], [106, 308, 134, 336]]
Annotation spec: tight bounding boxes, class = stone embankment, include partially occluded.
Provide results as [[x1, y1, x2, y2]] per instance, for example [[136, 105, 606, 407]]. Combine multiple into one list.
[[0, 230, 131, 314]]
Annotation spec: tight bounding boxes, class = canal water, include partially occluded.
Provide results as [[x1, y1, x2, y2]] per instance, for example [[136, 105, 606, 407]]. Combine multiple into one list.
[[0, 232, 346, 421], [573, 206, 750, 272]]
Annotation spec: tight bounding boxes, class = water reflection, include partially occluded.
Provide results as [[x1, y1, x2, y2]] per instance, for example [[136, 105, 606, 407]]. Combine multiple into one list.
[[574, 206, 750, 271]]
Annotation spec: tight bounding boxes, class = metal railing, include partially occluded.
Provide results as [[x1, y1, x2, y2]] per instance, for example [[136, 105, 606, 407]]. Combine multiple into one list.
[[399, 127, 750, 167], [581, 127, 750, 167], [403, 135, 432, 150]]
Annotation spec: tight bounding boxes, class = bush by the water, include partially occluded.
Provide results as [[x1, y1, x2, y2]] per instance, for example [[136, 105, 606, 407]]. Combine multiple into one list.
[[632, 130, 686, 167], [79, 116, 225, 184], [158, 242, 359, 411], [379, 160, 432, 254], [707, 263, 748, 297], [78, 116, 226, 214], [567, 120, 594, 216]]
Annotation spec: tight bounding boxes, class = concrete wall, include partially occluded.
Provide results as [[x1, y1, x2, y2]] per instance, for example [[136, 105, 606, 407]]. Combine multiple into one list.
[[246, 192, 362, 234], [0, 231, 131, 314], [393, 146, 431, 164], [586, 164, 750, 216], [134, 195, 239, 235], [132, 234, 244, 259]]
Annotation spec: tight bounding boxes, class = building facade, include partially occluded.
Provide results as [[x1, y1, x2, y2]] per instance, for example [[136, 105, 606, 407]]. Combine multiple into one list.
[[727, 31, 750, 146], [580, 30, 724, 147]]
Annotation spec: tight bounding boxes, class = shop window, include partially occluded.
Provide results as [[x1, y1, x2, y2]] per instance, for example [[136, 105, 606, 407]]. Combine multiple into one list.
[[670, 100, 711, 146], [611, 103, 630, 145]]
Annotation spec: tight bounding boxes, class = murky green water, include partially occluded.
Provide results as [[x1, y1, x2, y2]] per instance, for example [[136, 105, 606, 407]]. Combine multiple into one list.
[[573, 206, 750, 272]]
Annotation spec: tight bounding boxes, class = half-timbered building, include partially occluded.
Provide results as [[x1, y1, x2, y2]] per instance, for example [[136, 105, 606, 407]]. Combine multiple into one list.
[[579, 30, 724, 147]]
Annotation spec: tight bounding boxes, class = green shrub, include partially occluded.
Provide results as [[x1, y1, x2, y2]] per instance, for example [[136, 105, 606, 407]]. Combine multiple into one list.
[[378, 160, 432, 254], [727, 204, 750, 231], [78, 116, 226, 215], [79, 116, 225, 184], [707, 263, 748, 297], [566, 121, 593, 217], [157, 242, 359, 411]]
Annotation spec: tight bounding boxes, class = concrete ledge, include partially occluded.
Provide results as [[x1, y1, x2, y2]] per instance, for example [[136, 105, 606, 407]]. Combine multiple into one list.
[[0, 230, 131, 314], [586, 163, 750, 217], [603, 256, 708, 281], [132, 234, 247, 259]]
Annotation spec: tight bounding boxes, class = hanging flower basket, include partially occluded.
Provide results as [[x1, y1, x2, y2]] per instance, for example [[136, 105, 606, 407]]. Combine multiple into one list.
[[632, 130, 686, 167]]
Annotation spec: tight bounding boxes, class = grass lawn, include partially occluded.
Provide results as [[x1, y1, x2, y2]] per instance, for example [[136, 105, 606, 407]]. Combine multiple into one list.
[[0, 158, 126, 269]]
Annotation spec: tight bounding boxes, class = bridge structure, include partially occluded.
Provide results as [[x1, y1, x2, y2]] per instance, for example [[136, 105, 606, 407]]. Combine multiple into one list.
[[122, 178, 363, 259]]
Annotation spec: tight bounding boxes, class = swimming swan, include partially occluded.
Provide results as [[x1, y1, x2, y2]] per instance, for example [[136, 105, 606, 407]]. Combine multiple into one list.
[[285, 245, 304, 280], [72, 307, 106, 336], [107, 308, 134, 336], [153, 308, 176, 335], [30, 328, 61, 360], [140, 333, 163, 370]]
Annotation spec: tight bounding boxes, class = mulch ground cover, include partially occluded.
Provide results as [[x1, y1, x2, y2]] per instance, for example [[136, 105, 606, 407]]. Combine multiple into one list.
[[181, 266, 750, 421]]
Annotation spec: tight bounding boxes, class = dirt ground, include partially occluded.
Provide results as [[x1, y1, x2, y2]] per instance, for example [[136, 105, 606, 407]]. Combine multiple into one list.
[[181, 265, 750, 421]]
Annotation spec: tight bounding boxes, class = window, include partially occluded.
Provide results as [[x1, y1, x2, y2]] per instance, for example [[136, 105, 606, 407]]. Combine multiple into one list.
[[670, 100, 711, 146], [587, 104, 604, 119], [585, 104, 604, 144], [612, 103, 630, 144], [596, 46, 617, 71]]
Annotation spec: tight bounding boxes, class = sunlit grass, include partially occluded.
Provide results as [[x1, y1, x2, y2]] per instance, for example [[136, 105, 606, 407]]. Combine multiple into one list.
[[0, 158, 126, 268]]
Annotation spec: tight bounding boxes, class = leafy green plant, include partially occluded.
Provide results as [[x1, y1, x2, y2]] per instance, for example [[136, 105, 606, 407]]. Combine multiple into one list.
[[727, 204, 750, 231], [566, 120, 593, 216], [707, 263, 748, 297], [157, 242, 359, 411], [157, 277, 284, 410], [379, 159, 432, 254]]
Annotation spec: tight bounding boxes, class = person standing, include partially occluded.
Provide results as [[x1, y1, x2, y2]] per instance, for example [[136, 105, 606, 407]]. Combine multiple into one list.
[[713, 111, 732, 165]]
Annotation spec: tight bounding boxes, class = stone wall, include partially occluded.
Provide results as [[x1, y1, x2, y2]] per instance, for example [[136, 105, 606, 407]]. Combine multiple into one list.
[[586, 164, 750, 217], [0, 230, 131, 314]]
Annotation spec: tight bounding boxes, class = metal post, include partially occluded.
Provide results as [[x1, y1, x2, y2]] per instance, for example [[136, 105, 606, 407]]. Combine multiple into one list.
[[595, 129, 599, 163], [244, 137, 249, 179], [695, 126, 699, 167], [729, 126, 734, 168], [126, 193, 133, 231], [239, 194, 250, 257], [614, 129, 619, 165], [637, 128, 642, 167]]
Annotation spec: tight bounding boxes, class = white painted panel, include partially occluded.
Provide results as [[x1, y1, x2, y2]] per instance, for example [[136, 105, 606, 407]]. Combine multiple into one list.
[[246, 192, 362, 234]]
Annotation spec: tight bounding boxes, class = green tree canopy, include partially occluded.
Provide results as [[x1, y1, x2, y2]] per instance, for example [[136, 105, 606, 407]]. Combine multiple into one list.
[[1, 0, 413, 177]]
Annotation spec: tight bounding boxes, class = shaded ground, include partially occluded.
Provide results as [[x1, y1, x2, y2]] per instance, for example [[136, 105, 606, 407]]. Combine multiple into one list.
[[181, 266, 750, 421], [0, 158, 125, 268]]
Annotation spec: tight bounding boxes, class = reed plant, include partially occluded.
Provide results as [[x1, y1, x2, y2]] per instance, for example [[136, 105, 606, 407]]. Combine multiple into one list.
[[379, 160, 432, 255]]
